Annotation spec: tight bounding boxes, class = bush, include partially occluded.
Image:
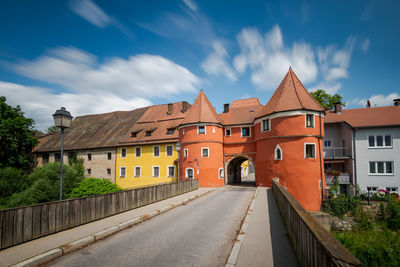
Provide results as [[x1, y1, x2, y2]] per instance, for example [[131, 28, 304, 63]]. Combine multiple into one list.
[[69, 178, 122, 198], [322, 195, 361, 218], [388, 202, 400, 230], [0, 167, 28, 198]]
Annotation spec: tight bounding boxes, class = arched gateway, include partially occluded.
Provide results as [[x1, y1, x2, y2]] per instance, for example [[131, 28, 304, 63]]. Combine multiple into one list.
[[226, 156, 256, 185]]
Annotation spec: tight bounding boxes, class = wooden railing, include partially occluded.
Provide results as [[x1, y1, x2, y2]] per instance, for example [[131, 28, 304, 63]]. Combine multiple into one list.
[[272, 178, 363, 267], [0, 180, 198, 250]]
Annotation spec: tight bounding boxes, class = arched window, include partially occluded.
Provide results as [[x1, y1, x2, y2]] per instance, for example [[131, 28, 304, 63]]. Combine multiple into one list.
[[275, 145, 282, 160], [186, 168, 194, 179], [218, 168, 224, 179]]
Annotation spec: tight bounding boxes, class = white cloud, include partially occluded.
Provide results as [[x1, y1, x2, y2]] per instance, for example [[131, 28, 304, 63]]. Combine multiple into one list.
[[361, 38, 370, 54], [182, 0, 198, 12], [350, 92, 400, 107], [13, 46, 200, 98], [201, 41, 237, 82], [0, 81, 152, 131], [70, 0, 111, 28], [233, 25, 318, 90], [310, 82, 342, 95]]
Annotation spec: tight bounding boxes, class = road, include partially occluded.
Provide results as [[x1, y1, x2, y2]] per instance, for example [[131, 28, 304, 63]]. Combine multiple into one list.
[[49, 186, 255, 267]]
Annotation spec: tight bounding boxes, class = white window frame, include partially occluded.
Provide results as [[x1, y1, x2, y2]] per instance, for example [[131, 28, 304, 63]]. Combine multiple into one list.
[[368, 161, 394, 175], [134, 146, 142, 158], [261, 119, 271, 132], [225, 128, 231, 136], [386, 187, 398, 192], [184, 148, 189, 158], [120, 166, 126, 178], [134, 166, 141, 177], [120, 147, 127, 158], [167, 165, 175, 177], [218, 167, 224, 179], [304, 143, 316, 159], [323, 139, 332, 147], [275, 145, 283, 160], [197, 125, 206, 135], [166, 145, 174, 157], [366, 186, 378, 192], [241, 126, 251, 137], [367, 133, 393, 148], [305, 114, 315, 128], [186, 168, 194, 179], [152, 166, 160, 177], [153, 145, 160, 157], [201, 147, 209, 158]]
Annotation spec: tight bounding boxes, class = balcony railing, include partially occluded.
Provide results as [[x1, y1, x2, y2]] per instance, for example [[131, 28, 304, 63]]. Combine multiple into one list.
[[323, 147, 352, 159], [325, 173, 351, 184]]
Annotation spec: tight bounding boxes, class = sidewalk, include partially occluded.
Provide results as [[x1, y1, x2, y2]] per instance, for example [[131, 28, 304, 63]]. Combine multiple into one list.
[[0, 188, 214, 267], [228, 187, 298, 267]]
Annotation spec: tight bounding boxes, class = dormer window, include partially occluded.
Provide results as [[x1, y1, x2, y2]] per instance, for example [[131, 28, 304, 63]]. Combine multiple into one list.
[[131, 132, 137, 138], [167, 128, 175, 135], [145, 131, 153, 137], [198, 125, 206, 135]]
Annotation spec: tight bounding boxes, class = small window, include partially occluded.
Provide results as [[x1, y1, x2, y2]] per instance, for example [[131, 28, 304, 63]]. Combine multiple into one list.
[[198, 125, 206, 135], [186, 168, 194, 179], [120, 167, 126, 178], [275, 145, 282, 160], [386, 187, 398, 192], [87, 168, 91, 175], [369, 162, 376, 173], [262, 119, 270, 131], [184, 149, 188, 158], [202, 148, 209, 157], [121, 148, 127, 158], [225, 129, 231, 136], [376, 135, 383, 146], [166, 128, 175, 135], [153, 166, 160, 177], [385, 135, 392, 147], [42, 153, 49, 164], [134, 166, 141, 177], [324, 140, 331, 147], [145, 131, 153, 137], [153, 146, 160, 157], [107, 152, 112, 160], [88, 153, 92, 161], [242, 127, 250, 137], [131, 132, 137, 138], [54, 152, 61, 162], [107, 168, 111, 175], [306, 114, 314, 128], [168, 166, 175, 177], [305, 144, 316, 158], [219, 168, 224, 179], [368, 136, 375, 147], [166, 145, 173, 156], [367, 186, 378, 192], [135, 147, 141, 157]]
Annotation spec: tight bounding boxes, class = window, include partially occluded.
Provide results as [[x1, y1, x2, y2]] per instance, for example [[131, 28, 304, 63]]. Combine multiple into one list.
[[198, 125, 206, 135], [134, 166, 141, 177], [368, 134, 392, 148], [166, 145, 173, 156], [120, 167, 126, 178], [262, 119, 270, 131], [88, 153, 92, 161], [184, 149, 189, 158], [135, 147, 141, 157], [369, 161, 394, 175], [153, 146, 160, 157], [225, 129, 231, 136], [166, 128, 175, 135], [168, 166, 175, 177], [54, 152, 61, 162], [153, 166, 160, 177], [387, 187, 398, 192], [87, 168, 91, 175], [131, 132, 137, 138], [202, 147, 209, 157], [306, 114, 314, 128], [107, 168, 111, 175], [219, 168, 224, 179], [145, 131, 153, 137], [367, 186, 378, 192], [241, 127, 250, 137], [275, 145, 282, 160], [107, 152, 112, 160], [68, 152, 74, 163], [305, 144, 316, 158], [42, 153, 49, 164], [324, 139, 331, 147], [121, 148, 127, 158], [186, 168, 194, 179]]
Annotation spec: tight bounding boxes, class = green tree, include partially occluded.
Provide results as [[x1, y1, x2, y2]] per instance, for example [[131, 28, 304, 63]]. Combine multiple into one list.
[[45, 125, 59, 134], [310, 89, 346, 109], [0, 97, 38, 169], [69, 178, 122, 198]]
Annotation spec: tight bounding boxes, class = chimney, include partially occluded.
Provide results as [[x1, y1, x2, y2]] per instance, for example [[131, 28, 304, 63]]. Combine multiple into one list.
[[394, 99, 400, 107], [366, 100, 371, 108], [334, 102, 342, 114], [167, 103, 173, 115], [223, 103, 230, 113]]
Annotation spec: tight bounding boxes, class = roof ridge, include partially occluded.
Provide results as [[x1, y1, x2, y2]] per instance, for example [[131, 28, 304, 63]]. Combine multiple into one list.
[[289, 69, 304, 108]]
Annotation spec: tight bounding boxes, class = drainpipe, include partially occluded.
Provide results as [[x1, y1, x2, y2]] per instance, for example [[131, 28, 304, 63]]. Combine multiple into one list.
[[318, 111, 324, 202], [223, 125, 226, 184], [353, 128, 358, 195]]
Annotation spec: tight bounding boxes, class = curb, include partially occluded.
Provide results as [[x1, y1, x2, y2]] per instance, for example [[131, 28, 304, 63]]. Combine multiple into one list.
[[11, 188, 215, 267], [225, 187, 259, 267]]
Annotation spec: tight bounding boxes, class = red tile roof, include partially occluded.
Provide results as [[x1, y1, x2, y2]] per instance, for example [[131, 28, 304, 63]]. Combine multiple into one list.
[[257, 68, 324, 118], [325, 106, 400, 128], [219, 98, 264, 125], [181, 90, 221, 125]]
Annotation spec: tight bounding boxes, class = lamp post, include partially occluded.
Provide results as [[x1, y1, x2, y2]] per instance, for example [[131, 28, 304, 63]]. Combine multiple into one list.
[[53, 107, 73, 200], [175, 143, 181, 184]]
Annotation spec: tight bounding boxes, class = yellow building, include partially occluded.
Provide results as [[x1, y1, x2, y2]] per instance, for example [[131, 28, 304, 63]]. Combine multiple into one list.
[[115, 101, 190, 189]]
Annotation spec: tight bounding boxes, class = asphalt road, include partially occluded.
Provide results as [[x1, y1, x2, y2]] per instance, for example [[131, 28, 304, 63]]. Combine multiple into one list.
[[48, 186, 255, 267]]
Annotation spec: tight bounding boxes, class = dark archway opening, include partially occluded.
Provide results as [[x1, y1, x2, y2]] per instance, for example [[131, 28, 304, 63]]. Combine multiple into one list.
[[227, 157, 256, 185]]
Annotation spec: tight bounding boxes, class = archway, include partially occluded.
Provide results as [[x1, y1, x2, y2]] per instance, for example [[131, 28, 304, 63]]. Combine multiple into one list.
[[226, 156, 256, 185]]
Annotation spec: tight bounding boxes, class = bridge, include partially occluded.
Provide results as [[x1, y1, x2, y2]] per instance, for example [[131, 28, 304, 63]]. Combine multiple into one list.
[[0, 180, 362, 267]]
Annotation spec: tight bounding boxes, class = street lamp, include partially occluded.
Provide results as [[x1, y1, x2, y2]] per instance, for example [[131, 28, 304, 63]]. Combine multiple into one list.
[[53, 107, 73, 200], [175, 143, 181, 184]]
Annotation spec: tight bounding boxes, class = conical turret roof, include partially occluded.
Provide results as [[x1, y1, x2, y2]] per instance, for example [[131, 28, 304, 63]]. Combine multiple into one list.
[[181, 90, 221, 125], [257, 68, 324, 118]]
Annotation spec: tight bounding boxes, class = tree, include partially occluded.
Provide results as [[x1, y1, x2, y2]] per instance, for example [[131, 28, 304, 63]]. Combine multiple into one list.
[[0, 97, 38, 169], [310, 89, 346, 110], [46, 125, 59, 134]]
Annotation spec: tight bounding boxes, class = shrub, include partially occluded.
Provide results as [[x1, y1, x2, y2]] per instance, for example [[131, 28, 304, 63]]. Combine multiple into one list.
[[69, 178, 122, 198], [0, 167, 28, 198], [388, 202, 400, 230], [323, 196, 361, 218]]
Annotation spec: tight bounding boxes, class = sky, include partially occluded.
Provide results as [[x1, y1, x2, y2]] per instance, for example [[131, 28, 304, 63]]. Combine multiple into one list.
[[0, 0, 399, 130]]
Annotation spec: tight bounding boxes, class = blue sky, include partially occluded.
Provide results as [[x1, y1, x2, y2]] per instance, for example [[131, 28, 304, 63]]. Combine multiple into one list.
[[0, 0, 399, 130]]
